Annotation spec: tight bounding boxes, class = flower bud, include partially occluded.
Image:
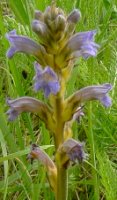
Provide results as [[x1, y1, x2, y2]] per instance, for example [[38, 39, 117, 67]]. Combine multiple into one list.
[[55, 14, 66, 31], [67, 9, 81, 24], [34, 10, 43, 21], [32, 20, 48, 37], [46, 14, 66, 41], [32, 20, 53, 45], [64, 22, 76, 39], [44, 6, 52, 20]]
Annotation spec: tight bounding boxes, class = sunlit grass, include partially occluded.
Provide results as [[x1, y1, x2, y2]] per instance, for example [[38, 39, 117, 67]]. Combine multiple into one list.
[[0, 0, 117, 199]]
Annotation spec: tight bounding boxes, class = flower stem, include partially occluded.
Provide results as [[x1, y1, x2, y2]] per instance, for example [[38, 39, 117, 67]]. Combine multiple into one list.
[[50, 72, 68, 199], [54, 95, 68, 199], [56, 166, 68, 200]]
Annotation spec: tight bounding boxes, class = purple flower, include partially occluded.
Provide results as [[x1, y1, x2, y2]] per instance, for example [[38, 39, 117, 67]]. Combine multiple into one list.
[[28, 144, 56, 169], [70, 83, 112, 107], [64, 84, 112, 122], [99, 95, 112, 107], [6, 107, 19, 121], [78, 83, 112, 107], [28, 144, 57, 192], [34, 62, 60, 97], [59, 138, 86, 166], [67, 30, 99, 59], [6, 96, 52, 122], [67, 143, 85, 163], [6, 30, 45, 58]]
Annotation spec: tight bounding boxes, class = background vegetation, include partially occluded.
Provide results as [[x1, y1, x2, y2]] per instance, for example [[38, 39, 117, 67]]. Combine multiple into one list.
[[0, 0, 117, 199]]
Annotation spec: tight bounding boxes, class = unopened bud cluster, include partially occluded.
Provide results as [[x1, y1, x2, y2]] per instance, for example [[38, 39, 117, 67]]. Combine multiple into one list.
[[32, 6, 82, 71]]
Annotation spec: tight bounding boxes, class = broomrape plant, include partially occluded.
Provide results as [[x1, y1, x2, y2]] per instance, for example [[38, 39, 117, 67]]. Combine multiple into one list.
[[6, 2, 112, 200]]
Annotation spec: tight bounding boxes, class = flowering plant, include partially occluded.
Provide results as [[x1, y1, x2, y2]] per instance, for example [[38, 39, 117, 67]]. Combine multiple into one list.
[[6, 2, 112, 200]]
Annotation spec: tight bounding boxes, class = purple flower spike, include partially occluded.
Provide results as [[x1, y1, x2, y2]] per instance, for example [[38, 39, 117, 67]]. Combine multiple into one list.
[[6, 30, 45, 58], [67, 30, 99, 59], [34, 62, 60, 97]]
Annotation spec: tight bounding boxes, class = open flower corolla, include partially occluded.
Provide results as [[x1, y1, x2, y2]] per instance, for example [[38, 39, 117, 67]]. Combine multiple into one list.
[[34, 62, 60, 97]]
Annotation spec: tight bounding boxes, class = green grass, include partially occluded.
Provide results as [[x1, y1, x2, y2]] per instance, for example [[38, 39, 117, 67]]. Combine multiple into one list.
[[0, 0, 117, 199]]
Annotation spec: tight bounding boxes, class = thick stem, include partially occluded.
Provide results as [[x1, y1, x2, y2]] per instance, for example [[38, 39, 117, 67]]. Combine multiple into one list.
[[49, 73, 68, 199], [56, 166, 68, 200], [54, 97, 68, 199], [51, 76, 66, 149], [54, 99, 68, 199], [54, 96, 64, 148]]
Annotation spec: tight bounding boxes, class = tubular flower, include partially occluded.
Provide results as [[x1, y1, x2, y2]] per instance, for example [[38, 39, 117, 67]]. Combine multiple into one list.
[[6, 97, 52, 122], [6, 30, 46, 61], [63, 84, 112, 121], [73, 83, 112, 107], [67, 30, 99, 59], [28, 144, 57, 193], [64, 139, 86, 163], [6, 106, 19, 121], [57, 138, 86, 167], [28, 144, 56, 170], [34, 62, 60, 97]]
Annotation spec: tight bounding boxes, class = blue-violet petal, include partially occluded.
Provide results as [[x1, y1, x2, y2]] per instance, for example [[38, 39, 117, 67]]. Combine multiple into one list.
[[34, 62, 60, 97]]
